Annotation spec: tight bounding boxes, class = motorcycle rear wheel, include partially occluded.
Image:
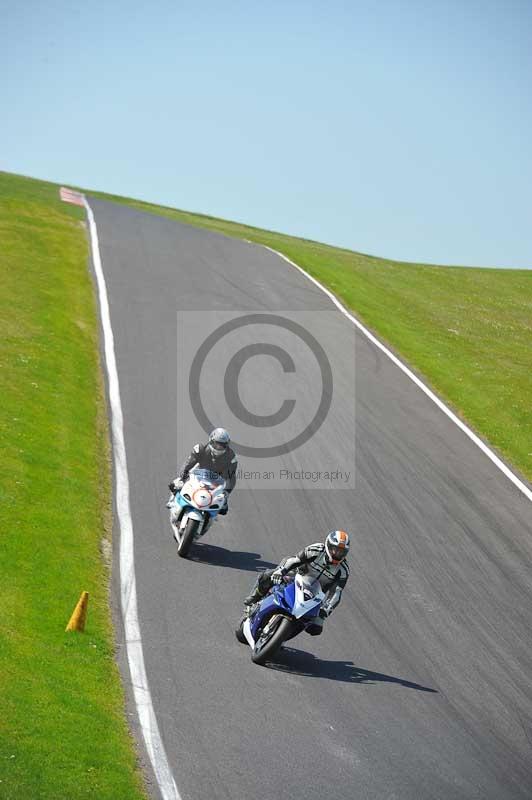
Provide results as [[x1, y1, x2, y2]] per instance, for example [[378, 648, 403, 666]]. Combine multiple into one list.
[[177, 517, 200, 558], [251, 616, 294, 665]]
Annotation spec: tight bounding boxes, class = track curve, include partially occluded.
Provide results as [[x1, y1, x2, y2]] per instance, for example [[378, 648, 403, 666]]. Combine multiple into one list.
[[90, 198, 532, 800]]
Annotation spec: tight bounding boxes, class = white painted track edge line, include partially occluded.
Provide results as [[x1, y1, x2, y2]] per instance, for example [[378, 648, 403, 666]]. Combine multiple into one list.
[[83, 197, 181, 800], [262, 245, 532, 505]]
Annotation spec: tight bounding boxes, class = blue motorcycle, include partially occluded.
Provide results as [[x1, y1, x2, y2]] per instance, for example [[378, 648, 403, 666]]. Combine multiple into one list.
[[236, 573, 326, 665]]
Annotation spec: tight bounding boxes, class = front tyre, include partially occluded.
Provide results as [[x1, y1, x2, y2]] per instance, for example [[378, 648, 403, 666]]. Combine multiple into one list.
[[235, 614, 248, 644], [177, 517, 200, 558], [251, 616, 295, 665]]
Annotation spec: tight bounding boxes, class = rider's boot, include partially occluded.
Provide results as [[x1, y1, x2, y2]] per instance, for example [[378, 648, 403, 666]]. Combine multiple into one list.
[[243, 588, 263, 607], [245, 602, 259, 617], [243, 571, 272, 607]]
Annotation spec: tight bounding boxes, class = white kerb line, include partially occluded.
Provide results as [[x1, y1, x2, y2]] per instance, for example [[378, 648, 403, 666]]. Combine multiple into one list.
[[83, 197, 181, 800], [262, 245, 532, 505]]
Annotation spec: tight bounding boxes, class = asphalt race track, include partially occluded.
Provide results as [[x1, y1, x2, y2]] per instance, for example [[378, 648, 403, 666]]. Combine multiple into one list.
[[89, 198, 532, 800]]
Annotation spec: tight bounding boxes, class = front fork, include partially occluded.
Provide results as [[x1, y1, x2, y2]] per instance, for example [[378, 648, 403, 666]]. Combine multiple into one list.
[[179, 509, 212, 537]]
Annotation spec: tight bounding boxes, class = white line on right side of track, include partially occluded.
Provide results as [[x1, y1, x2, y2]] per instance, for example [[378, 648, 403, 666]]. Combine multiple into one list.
[[262, 244, 532, 505]]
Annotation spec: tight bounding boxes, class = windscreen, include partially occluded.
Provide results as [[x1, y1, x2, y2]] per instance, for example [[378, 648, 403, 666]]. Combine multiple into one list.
[[296, 573, 321, 597], [190, 468, 225, 488]]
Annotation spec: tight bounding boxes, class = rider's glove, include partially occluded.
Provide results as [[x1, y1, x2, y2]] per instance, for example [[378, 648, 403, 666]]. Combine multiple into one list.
[[271, 569, 285, 585], [169, 479, 184, 493]]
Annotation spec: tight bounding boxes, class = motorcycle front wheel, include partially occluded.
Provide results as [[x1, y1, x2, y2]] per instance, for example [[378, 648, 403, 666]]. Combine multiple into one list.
[[177, 517, 200, 558], [235, 614, 248, 644], [251, 616, 295, 665]]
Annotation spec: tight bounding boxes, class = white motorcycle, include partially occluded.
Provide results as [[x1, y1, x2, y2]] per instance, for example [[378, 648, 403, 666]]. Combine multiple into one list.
[[168, 468, 228, 558]]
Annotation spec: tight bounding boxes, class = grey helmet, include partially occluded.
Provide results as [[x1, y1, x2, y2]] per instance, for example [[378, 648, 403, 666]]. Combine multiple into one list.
[[208, 427, 231, 456]]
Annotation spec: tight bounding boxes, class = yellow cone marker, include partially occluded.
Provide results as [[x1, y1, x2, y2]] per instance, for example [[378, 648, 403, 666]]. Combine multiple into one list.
[[65, 591, 89, 632]]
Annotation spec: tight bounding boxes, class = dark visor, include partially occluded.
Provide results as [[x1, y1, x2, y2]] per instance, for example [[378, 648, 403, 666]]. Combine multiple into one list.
[[329, 545, 346, 561], [210, 441, 227, 452]]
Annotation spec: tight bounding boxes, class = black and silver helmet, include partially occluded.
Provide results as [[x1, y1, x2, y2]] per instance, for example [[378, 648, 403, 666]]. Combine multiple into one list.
[[208, 427, 231, 456]]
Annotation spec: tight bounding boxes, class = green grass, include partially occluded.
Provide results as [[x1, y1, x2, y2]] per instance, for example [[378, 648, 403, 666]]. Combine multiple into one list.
[[88, 187, 532, 485], [0, 172, 146, 800], [1, 166, 530, 794]]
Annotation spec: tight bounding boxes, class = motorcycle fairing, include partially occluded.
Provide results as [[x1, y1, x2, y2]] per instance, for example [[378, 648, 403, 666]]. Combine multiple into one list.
[[250, 580, 321, 640], [250, 593, 279, 639], [274, 579, 322, 619], [175, 492, 219, 518]]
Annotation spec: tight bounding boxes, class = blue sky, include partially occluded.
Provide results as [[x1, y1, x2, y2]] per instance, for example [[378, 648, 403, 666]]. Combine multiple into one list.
[[2, 0, 531, 267]]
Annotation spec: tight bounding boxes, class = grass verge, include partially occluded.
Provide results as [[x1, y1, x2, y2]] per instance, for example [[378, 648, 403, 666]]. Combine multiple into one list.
[[89, 187, 532, 485], [0, 172, 146, 799], [1, 167, 530, 793]]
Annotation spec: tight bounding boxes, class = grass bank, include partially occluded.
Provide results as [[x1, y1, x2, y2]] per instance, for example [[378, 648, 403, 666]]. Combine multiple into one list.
[[90, 188, 532, 486], [0, 172, 146, 799], [1, 167, 530, 793]]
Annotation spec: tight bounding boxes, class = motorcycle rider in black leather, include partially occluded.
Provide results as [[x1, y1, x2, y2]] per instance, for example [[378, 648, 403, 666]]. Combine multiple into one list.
[[243, 531, 350, 635], [168, 428, 237, 514]]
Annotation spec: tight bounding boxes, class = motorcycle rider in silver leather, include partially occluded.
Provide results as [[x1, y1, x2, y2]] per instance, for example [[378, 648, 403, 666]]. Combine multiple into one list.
[[168, 428, 237, 514], [244, 531, 350, 635]]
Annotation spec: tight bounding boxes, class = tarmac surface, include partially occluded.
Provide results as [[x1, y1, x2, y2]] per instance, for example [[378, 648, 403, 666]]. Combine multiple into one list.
[[90, 197, 532, 800]]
